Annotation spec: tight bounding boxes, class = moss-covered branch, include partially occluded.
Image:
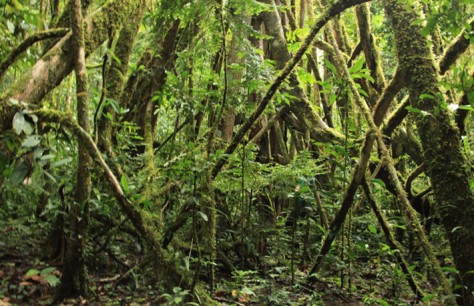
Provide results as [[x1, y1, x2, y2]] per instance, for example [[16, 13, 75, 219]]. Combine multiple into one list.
[[438, 18, 474, 75], [56, 0, 91, 298], [0, 28, 69, 81], [309, 13, 453, 297], [0, 0, 143, 132]]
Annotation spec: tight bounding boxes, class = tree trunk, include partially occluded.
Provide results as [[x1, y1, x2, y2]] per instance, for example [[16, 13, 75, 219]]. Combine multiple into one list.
[[383, 0, 474, 303], [120, 20, 180, 138], [56, 0, 92, 299], [0, 0, 142, 132], [96, 4, 146, 156]]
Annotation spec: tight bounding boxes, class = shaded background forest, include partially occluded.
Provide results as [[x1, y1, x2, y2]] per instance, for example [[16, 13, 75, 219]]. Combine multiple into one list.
[[0, 0, 473, 304]]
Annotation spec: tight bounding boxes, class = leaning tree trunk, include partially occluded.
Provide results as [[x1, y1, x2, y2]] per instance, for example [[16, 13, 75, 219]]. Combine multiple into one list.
[[56, 0, 92, 300], [383, 0, 474, 304]]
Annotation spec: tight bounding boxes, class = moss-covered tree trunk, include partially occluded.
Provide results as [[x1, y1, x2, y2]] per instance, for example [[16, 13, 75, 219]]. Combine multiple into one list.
[[56, 0, 92, 299], [384, 0, 474, 303], [120, 20, 180, 138], [0, 0, 142, 132], [96, 2, 146, 156]]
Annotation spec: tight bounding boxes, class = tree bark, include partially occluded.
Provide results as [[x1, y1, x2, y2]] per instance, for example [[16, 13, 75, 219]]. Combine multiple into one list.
[[120, 20, 180, 138], [0, 0, 143, 132], [383, 0, 474, 303], [56, 0, 92, 299], [96, 4, 146, 157]]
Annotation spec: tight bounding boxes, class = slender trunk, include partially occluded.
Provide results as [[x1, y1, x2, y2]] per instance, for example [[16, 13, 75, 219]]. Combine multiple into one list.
[[56, 0, 92, 299]]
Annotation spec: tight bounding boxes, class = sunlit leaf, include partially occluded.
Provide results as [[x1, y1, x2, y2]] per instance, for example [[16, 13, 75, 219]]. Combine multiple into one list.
[[368, 225, 377, 235], [25, 269, 40, 276], [349, 57, 364, 74], [13, 112, 25, 135], [121, 175, 129, 194], [7, 20, 15, 33], [197, 211, 208, 221]]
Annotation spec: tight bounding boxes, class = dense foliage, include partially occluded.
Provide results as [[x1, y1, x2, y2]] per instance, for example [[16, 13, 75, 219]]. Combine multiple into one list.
[[0, 0, 473, 304]]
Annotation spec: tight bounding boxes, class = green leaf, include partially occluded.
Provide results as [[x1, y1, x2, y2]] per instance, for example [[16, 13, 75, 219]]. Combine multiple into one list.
[[9, 98, 19, 106], [5, 4, 14, 14], [374, 298, 390, 306], [329, 93, 337, 107], [241, 287, 256, 296], [349, 57, 364, 74], [324, 59, 337, 75], [40, 267, 57, 275], [51, 157, 72, 168], [422, 294, 436, 302], [25, 269, 40, 276], [12, 0, 26, 10], [197, 211, 208, 222], [451, 226, 462, 233], [121, 175, 129, 194], [43, 170, 57, 184], [419, 93, 435, 100], [22, 135, 40, 147], [371, 178, 386, 188], [43, 274, 60, 287], [40, 154, 56, 161], [7, 20, 15, 33], [13, 112, 25, 135], [11, 161, 29, 185], [405, 105, 426, 115], [23, 121, 34, 135], [458, 105, 474, 111], [368, 225, 377, 235], [441, 266, 459, 273]]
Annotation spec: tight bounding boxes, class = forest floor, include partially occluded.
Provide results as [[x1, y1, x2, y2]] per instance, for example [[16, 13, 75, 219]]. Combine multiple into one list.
[[0, 217, 441, 305]]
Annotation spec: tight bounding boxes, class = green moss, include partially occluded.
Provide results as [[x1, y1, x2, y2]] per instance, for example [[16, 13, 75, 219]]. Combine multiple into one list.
[[384, 0, 474, 302]]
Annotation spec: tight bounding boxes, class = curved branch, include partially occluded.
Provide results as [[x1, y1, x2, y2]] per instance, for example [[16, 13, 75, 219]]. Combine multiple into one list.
[[0, 28, 69, 81], [438, 18, 474, 75]]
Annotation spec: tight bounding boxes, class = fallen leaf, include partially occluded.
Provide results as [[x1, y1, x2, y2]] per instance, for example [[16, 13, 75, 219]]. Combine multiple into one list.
[[23, 275, 48, 285], [238, 293, 250, 303], [0, 298, 10, 306]]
